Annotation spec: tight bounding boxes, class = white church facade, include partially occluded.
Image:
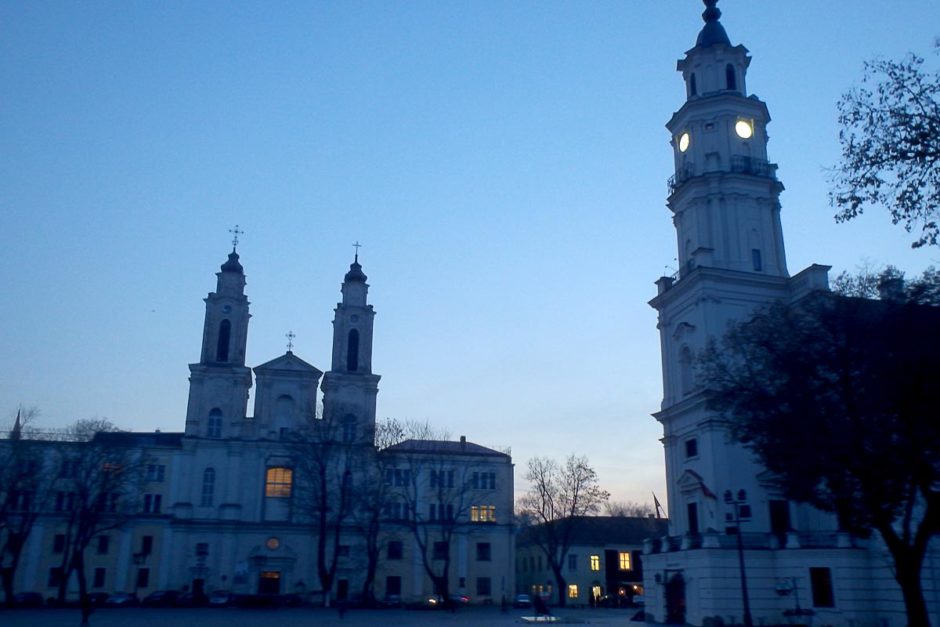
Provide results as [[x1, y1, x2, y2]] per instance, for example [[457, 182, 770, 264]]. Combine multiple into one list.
[[642, 3, 939, 626], [4, 251, 514, 605]]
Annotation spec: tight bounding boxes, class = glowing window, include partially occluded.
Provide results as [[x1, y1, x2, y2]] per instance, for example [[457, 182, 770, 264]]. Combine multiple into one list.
[[265, 467, 293, 498], [619, 552, 632, 571], [471, 505, 496, 522], [568, 584, 579, 599], [590, 555, 600, 571]]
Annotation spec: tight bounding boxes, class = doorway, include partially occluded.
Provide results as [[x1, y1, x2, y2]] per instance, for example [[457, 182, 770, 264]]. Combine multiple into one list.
[[258, 571, 281, 595]]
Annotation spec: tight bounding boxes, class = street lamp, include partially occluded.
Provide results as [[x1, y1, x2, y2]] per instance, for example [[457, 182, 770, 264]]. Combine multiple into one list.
[[724, 489, 753, 627]]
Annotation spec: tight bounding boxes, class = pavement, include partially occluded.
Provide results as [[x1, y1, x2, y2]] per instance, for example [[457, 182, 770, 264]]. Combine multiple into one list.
[[0, 606, 644, 626]]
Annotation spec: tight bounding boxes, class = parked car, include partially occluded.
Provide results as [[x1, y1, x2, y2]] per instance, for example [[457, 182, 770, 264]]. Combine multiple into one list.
[[105, 592, 139, 607], [12, 592, 44, 608], [142, 590, 180, 607], [208, 590, 236, 607], [513, 594, 532, 608]]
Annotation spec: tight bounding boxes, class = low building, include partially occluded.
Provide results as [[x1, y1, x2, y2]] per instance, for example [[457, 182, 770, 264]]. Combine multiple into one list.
[[516, 516, 667, 607]]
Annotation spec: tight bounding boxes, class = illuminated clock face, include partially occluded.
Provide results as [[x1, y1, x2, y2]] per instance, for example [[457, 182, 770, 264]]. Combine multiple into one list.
[[678, 132, 691, 153], [735, 119, 753, 139], [266, 537, 280, 550]]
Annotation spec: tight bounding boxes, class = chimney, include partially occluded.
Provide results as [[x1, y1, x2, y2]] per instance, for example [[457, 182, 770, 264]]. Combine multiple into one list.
[[460, 435, 466, 449]]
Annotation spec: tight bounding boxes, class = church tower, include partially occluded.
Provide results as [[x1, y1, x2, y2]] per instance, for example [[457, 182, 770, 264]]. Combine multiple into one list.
[[320, 253, 381, 445], [645, 2, 830, 624], [184, 246, 253, 438]]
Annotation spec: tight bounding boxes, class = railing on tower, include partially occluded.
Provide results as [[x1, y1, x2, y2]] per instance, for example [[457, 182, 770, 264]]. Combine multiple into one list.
[[667, 157, 778, 195]]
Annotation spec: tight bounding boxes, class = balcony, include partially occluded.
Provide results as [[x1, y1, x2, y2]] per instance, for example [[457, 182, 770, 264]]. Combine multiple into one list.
[[667, 157, 778, 195]]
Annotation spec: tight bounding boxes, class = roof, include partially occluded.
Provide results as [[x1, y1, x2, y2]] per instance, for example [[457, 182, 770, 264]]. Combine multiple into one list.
[[519, 516, 668, 547], [253, 351, 322, 375], [91, 431, 185, 448], [695, 0, 731, 48], [382, 438, 510, 459]]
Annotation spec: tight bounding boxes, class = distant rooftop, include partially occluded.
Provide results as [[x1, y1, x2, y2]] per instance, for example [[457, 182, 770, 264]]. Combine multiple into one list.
[[383, 438, 510, 459], [518, 516, 668, 547]]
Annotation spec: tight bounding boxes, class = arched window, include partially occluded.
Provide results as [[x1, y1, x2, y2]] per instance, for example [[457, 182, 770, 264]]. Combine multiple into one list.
[[725, 64, 737, 91], [679, 346, 694, 395], [265, 467, 293, 498], [216, 319, 231, 362], [207, 408, 222, 439], [201, 468, 215, 507], [689, 73, 697, 97], [346, 329, 360, 372]]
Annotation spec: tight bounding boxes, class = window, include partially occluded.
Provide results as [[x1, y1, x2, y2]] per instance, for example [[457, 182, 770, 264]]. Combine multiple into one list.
[[59, 459, 79, 478], [471, 505, 496, 522], [48, 567, 63, 587], [389, 468, 410, 487], [590, 555, 600, 571], [346, 329, 359, 372], [55, 491, 76, 512], [568, 584, 579, 599], [688, 502, 699, 535], [472, 471, 496, 490], [432, 542, 448, 561], [386, 575, 401, 595], [196, 542, 209, 560], [618, 552, 632, 571], [142, 535, 153, 555], [97, 535, 110, 555], [568, 554, 577, 571], [726, 64, 737, 90], [685, 438, 698, 458], [136, 567, 150, 589], [10, 490, 32, 511], [265, 467, 293, 498], [342, 415, 356, 443], [477, 577, 492, 596], [95, 492, 118, 513], [207, 408, 222, 439], [387, 541, 403, 560], [216, 319, 231, 362], [476, 542, 491, 561], [143, 494, 162, 514], [201, 468, 215, 506], [810, 567, 835, 607], [146, 464, 165, 482], [690, 73, 697, 96], [93, 567, 106, 588], [53, 534, 65, 554], [770, 500, 791, 535], [752, 249, 763, 272]]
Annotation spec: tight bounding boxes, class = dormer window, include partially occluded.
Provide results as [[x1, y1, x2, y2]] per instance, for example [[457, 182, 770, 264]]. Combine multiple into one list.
[[725, 64, 737, 91]]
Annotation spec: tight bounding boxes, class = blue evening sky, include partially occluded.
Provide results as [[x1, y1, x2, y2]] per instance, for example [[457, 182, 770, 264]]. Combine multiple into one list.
[[2, 1, 937, 508]]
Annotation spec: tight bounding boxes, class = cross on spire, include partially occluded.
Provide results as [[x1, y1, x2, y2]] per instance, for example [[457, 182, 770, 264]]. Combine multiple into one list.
[[352, 240, 362, 262], [286, 331, 296, 353], [229, 225, 244, 251]]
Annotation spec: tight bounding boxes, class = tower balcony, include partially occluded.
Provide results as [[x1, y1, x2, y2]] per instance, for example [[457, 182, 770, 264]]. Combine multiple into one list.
[[667, 157, 778, 195]]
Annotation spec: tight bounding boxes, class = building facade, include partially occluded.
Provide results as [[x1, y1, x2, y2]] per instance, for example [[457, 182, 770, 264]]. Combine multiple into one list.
[[643, 3, 939, 626], [2, 250, 513, 605], [516, 516, 666, 607]]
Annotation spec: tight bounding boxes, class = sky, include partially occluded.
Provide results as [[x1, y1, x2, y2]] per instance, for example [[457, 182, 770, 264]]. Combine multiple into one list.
[[1, 1, 938, 511]]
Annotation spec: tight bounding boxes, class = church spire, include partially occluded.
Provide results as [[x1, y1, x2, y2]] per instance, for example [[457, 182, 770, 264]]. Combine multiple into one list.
[[696, 0, 730, 48]]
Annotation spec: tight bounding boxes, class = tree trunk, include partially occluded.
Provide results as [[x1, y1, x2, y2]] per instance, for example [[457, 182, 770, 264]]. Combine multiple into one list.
[[553, 566, 566, 607], [75, 550, 92, 626], [894, 550, 931, 627], [1, 566, 14, 607]]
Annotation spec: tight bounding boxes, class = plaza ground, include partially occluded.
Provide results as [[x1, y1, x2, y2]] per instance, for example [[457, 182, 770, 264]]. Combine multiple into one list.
[[0, 606, 643, 626]]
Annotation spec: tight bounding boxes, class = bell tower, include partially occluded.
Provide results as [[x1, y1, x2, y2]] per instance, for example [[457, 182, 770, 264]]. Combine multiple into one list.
[[649, 0, 828, 552], [320, 249, 381, 446], [666, 0, 787, 278], [184, 234, 253, 438]]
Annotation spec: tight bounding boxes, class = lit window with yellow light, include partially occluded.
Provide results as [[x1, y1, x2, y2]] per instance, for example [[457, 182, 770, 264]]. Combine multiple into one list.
[[590, 555, 600, 571], [568, 584, 578, 599], [265, 467, 293, 498], [618, 551, 632, 570]]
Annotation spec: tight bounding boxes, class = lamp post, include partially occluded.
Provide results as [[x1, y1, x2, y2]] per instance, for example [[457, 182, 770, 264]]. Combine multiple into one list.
[[724, 489, 753, 627]]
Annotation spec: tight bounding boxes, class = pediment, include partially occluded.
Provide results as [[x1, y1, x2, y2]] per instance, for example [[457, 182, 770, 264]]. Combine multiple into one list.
[[254, 352, 322, 376]]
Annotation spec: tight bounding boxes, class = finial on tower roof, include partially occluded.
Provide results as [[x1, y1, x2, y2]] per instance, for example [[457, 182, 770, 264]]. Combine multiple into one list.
[[696, 0, 730, 47], [352, 240, 362, 263], [229, 224, 244, 251]]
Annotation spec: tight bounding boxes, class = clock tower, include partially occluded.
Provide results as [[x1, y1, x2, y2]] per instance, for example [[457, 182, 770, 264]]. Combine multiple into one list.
[[644, 2, 830, 624]]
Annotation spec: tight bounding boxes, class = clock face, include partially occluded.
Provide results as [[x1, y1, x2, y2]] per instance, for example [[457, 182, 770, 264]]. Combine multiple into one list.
[[222, 305, 232, 314], [735, 119, 753, 139], [678, 132, 691, 153], [266, 537, 280, 550]]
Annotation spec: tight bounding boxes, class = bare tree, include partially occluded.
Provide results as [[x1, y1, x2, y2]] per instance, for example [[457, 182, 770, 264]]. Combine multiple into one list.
[[517, 455, 610, 607], [1, 407, 57, 607], [287, 419, 358, 607], [51, 420, 145, 625], [604, 500, 655, 518]]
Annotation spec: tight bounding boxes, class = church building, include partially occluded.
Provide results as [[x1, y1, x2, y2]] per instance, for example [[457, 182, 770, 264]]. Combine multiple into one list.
[[3, 249, 514, 606], [642, 3, 939, 626]]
